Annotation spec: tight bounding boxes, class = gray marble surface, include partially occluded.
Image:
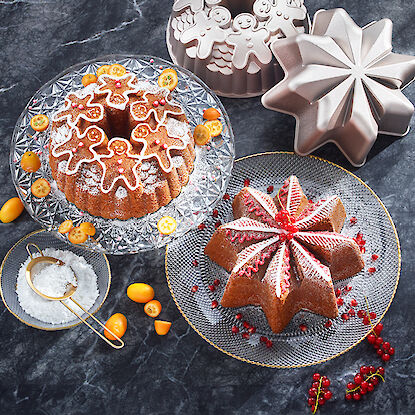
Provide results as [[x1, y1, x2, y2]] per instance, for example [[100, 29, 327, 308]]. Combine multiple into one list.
[[0, 1, 414, 414]]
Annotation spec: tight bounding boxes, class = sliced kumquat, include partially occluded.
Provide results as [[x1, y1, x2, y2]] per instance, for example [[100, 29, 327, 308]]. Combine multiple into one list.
[[30, 114, 49, 132], [144, 300, 162, 318], [158, 68, 178, 91], [20, 151, 41, 172], [82, 73, 97, 87], [108, 64, 126, 77], [80, 221, 96, 236], [127, 283, 155, 303], [154, 320, 172, 336], [58, 219, 73, 234], [193, 124, 211, 146], [0, 197, 24, 223], [157, 216, 177, 235], [96, 64, 111, 78], [204, 119, 223, 137], [203, 107, 221, 121], [31, 178, 51, 198], [104, 313, 127, 341], [68, 227, 88, 244]]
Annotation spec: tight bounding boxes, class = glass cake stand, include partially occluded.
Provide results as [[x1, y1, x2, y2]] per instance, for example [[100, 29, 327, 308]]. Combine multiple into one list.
[[165, 152, 401, 368], [10, 55, 235, 254]]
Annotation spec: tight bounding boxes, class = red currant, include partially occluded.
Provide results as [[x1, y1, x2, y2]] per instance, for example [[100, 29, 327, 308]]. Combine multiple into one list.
[[242, 332, 250, 339], [322, 378, 330, 388], [208, 285, 215, 292], [354, 374, 363, 385], [337, 298, 344, 306], [369, 312, 377, 319], [345, 393, 353, 401], [347, 382, 355, 390], [363, 316, 370, 325], [360, 381, 368, 390], [318, 397, 325, 406], [197, 223, 206, 230], [243, 178, 250, 186], [372, 377, 379, 386], [312, 381, 319, 389], [353, 392, 361, 401], [375, 337, 383, 346], [372, 254, 379, 260], [348, 309, 356, 317], [350, 299, 358, 307], [312, 373, 321, 381], [324, 320, 332, 328], [324, 391, 332, 400], [260, 336, 267, 343], [308, 397, 316, 406], [368, 267, 376, 273], [243, 321, 250, 329], [342, 313, 350, 321], [231, 326, 239, 334], [367, 383, 374, 392], [335, 288, 342, 297], [382, 342, 390, 351], [212, 209, 219, 218], [367, 334, 376, 344], [357, 310, 366, 318], [368, 366, 376, 374], [223, 193, 230, 200], [213, 279, 220, 286], [377, 349, 384, 357], [248, 326, 256, 334], [389, 347, 395, 356], [378, 366, 385, 376], [360, 366, 368, 375], [266, 340, 273, 348], [235, 313, 243, 320], [360, 388, 367, 395], [382, 353, 390, 362], [374, 323, 383, 335]]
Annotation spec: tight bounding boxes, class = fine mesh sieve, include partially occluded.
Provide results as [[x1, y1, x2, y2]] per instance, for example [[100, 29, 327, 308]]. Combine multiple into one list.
[[166, 152, 401, 368], [0, 230, 111, 331]]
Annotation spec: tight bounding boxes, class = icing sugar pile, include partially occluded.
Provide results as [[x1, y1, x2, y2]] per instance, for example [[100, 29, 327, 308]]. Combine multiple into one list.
[[16, 248, 99, 324]]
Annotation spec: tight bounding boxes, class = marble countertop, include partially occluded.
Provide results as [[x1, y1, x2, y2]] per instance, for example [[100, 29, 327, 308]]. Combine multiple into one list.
[[0, 1, 414, 414]]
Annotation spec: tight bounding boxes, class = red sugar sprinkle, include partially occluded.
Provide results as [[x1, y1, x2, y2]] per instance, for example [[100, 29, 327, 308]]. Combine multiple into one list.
[[299, 323, 307, 332], [350, 217, 357, 225], [244, 178, 250, 187]]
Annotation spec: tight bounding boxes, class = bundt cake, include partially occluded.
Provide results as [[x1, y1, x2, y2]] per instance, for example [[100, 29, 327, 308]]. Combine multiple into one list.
[[204, 176, 364, 333], [49, 71, 195, 220]]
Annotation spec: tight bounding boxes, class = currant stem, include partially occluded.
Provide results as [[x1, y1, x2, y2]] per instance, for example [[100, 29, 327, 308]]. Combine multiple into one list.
[[346, 370, 385, 394], [313, 377, 323, 414]]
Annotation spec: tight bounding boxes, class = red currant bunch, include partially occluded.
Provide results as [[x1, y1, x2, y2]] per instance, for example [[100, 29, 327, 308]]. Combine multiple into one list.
[[366, 323, 395, 362], [307, 373, 332, 413], [345, 366, 385, 401]]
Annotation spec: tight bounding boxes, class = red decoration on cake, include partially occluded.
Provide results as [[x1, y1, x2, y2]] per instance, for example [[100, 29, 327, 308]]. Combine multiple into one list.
[[204, 176, 364, 333]]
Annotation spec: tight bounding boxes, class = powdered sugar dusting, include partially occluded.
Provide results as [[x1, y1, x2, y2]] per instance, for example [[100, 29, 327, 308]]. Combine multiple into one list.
[[50, 124, 71, 148], [115, 186, 128, 199], [166, 118, 191, 145], [76, 165, 102, 195], [171, 155, 184, 168]]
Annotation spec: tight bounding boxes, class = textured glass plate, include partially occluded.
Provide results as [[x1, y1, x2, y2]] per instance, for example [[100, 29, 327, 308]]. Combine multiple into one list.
[[0, 230, 111, 331], [166, 152, 401, 368], [10, 55, 235, 254]]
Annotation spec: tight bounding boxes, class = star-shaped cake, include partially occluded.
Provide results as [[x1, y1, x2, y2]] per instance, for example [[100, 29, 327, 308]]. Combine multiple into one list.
[[204, 176, 364, 333], [262, 8, 415, 166]]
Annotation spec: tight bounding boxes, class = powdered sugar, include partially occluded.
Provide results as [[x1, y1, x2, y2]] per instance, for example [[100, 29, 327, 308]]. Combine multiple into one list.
[[171, 155, 184, 168], [115, 186, 127, 199], [166, 117, 191, 145], [76, 165, 102, 195], [50, 124, 71, 148], [16, 248, 99, 324]]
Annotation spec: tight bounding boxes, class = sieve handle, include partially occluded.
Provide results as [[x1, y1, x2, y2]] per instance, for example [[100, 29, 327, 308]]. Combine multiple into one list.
[[60, 298, 124, 349], [26, 243, 44, 260]]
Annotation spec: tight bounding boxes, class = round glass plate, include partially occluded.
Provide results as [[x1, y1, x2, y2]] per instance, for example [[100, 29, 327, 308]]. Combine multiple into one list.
[[165, 152, 401, 368], [0, 230, 111, 331], [10, 55, 235, 254]]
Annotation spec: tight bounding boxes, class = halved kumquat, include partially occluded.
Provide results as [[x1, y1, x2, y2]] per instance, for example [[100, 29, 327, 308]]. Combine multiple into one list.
[[108, 64, 126, 77], [31, 178, 51, 198], [80, 221, 96, 236], [30, 114, 49, 132], [154, 320, 171, 336], [58, 219, 73, 234], [157, 216, 177, 235], [96, 65, 111, 78], [158, 68, 178, 91], [204, 119, 223, 137], [144, 300, 162, 318], [68, 227, 88, 244]]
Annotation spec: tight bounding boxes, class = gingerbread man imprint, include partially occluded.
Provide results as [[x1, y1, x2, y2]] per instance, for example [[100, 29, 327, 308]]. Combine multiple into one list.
[[226, 13, 272, 70], [173, 0, 221, 13], [180, 7, 231, 60], [253, 0, 306, 37], [98, 138, 142, 193]]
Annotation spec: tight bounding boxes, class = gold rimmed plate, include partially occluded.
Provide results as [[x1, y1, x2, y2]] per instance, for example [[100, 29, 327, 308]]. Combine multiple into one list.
[[0, 230, 111, 331], [165, 152, 401, 368]]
